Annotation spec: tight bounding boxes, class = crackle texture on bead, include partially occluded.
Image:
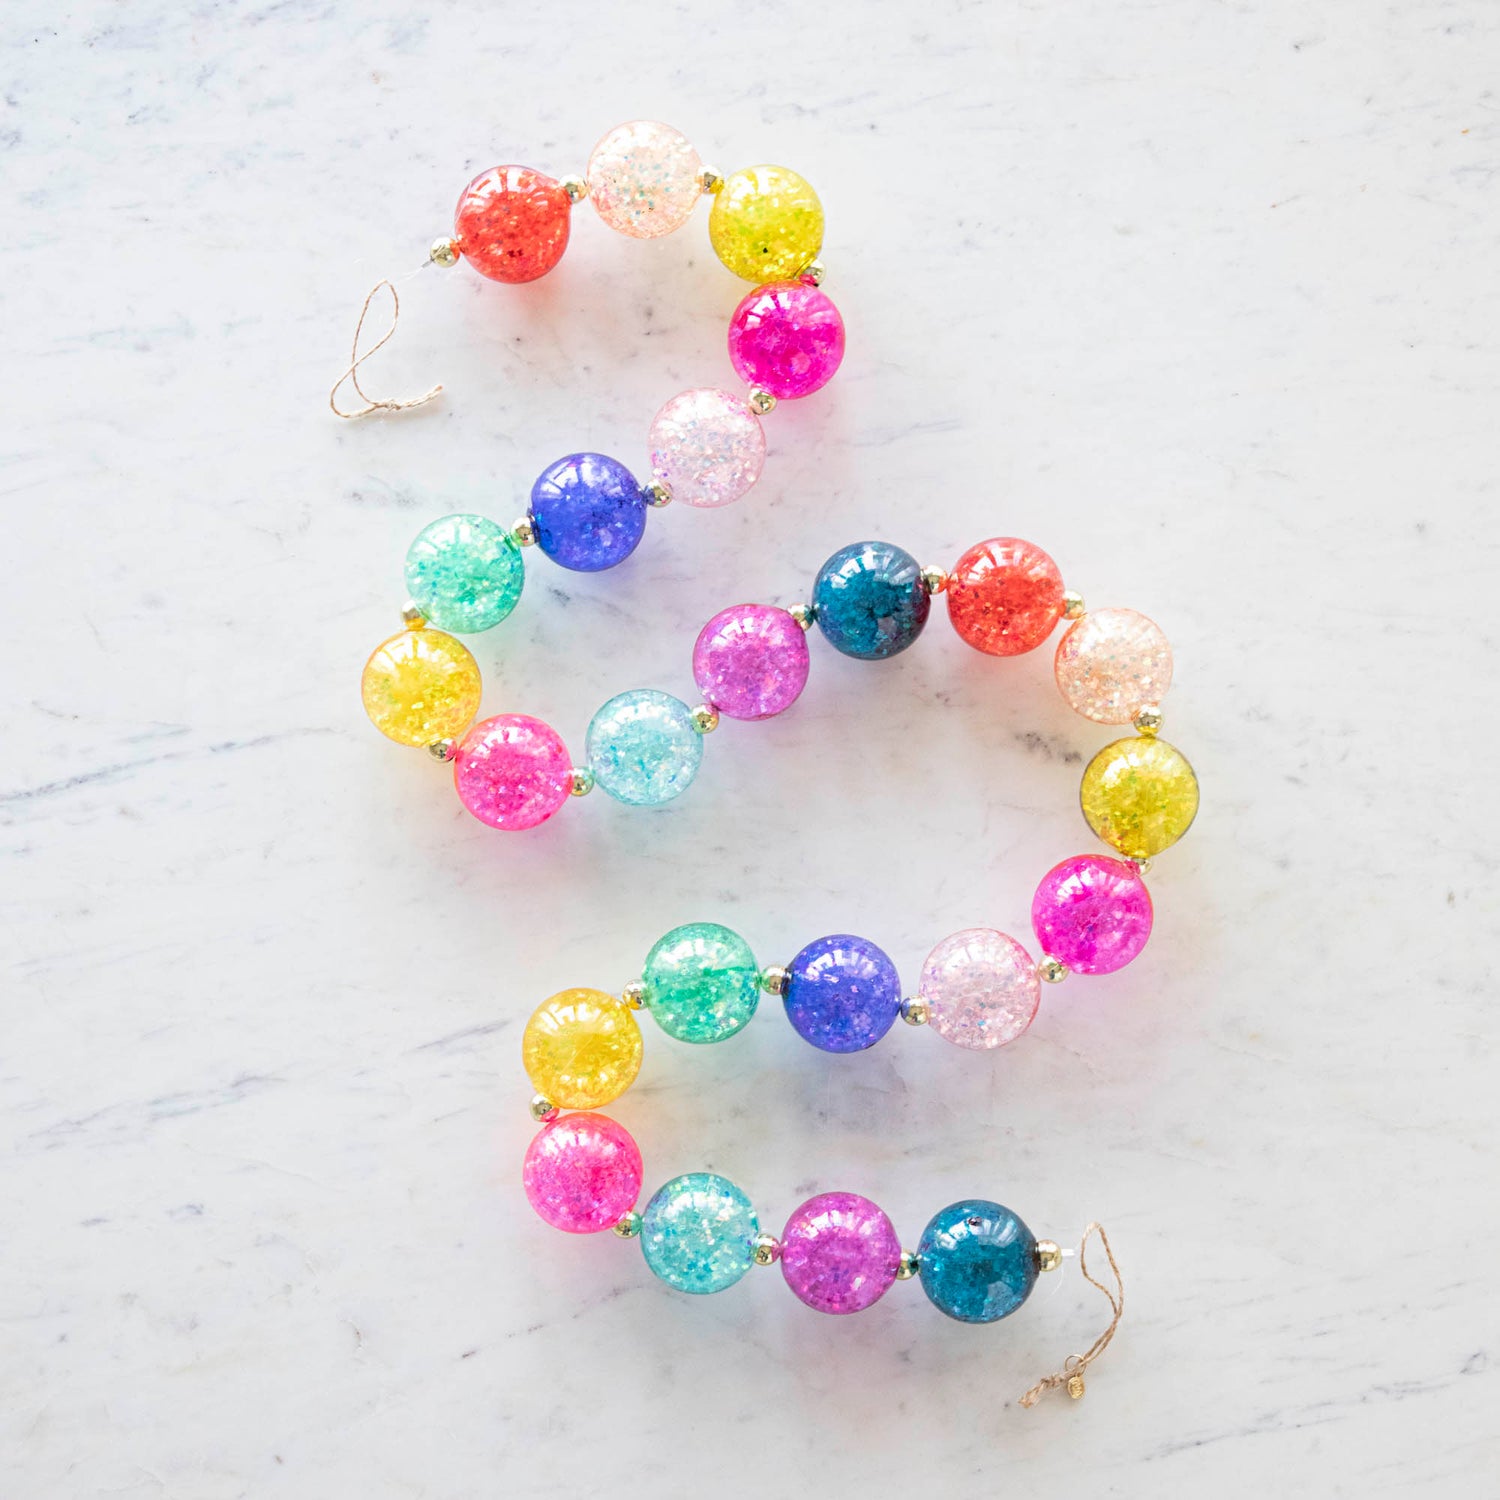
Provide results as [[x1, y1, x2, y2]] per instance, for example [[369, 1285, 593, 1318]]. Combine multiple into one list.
[[692, 604, 810, 720], [1055, 608, 1173, 724], [919, 929, 1041, 1050], [522, 988, 644, 1109], [642, 922, 761, 1043], [946, 538, 1065, 657], [640, 1173, 759, 1294], [784, 934, 902, 1053], [780, 1192, 902, 1315], [585, 690, 703, 806], [918, 1199, 1039, 1324], [523, 1112, 643, 1234], [1081, 736, 1200, 859], [454, 713, 573, 830], [404, 514, 525, 634], [362, 629, 482, 747], [648, 389, 766, 508], [454, 165, 571, 283], [708, 164, 824, 282], [587, 120, 703, 239], [530, 452, 647, 573], [1031, 855, 1154, 975], [813, 541, 930, 660], [727, 282, 845, 399]]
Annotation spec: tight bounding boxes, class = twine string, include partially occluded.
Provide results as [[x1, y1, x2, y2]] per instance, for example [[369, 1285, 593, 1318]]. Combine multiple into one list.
[[1018, 1222, 1123, 1408], [329, 278, 443, 419]]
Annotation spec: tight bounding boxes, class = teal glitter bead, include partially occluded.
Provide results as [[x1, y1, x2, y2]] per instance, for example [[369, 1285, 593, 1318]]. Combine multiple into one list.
[[812, 540, 930, 660], [640, 1173, 759, 1294], [642, 923, 760, 1043], [586, 690, 703, 806], [917, 1199, 1038, 1323], [404, 513, 525, 634]]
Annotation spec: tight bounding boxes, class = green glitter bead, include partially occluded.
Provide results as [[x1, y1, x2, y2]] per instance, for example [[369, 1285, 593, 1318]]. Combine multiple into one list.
[[640, 1173, 759, 1294], [642, 922, 760, 1044], [404, 513, 525, 634]]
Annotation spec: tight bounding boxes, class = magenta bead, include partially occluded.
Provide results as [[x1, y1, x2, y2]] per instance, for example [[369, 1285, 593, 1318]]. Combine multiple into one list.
[[780, 1192, 901, 1314], [727, 281, 845, 399], [692, 604, 810, 720], [523, 1112, 643, 1234], [454, 713, 573, 831], [1031, 855, 1154, 975]]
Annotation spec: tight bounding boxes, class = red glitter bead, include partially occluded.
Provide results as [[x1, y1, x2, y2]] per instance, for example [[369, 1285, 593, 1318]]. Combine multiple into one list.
[[946, 538, 1065, 657], [453, 165, 571, 283]]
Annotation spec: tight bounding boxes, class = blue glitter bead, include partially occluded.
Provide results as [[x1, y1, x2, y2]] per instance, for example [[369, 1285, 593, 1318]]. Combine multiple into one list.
[[404, 513, 525, 633], [783, 933, 901, 1052], [917, 1199, 1038, 1323], [811, 541, 930, 659], [585, 690, 703, 806], [640, 1173, 759, 1294], [530, 452, 647, 572]]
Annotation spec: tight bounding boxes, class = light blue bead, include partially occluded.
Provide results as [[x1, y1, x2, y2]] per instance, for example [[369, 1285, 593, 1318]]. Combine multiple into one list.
[[586, 690, 703, 806], [404, 513, 525, 633], [640, 1173, 759, 1294], [917, 1199, 1038, 1323]]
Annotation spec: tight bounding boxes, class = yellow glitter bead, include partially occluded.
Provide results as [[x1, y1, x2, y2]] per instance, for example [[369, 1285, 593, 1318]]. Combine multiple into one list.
[[1080, 736, 1200, 859], [361, 628, 482, 748], [708, 164, 824, 282], [522, 988, 643, 1109]]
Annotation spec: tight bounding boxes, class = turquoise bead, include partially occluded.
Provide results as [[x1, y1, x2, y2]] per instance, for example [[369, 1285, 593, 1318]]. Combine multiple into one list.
[[586, 690, 703, 806], [404, 513, 525, 633], [640, 1173, 759, 1294], [917, 1199, 1038, 1323], [643, 923, 760, 1043], [812, 540, 929, 660]]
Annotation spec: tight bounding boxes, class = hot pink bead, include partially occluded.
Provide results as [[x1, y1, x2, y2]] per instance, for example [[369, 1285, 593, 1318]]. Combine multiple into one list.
[[648, 388, 766, 508], [727, 281, 845, 399], [780, 1192, 902, 1314], [919, 929, 1041, 1049], [1031, 855, 1153, 975], [454, 713, 573, 831], [1054, 608, 1173, 724], [523, 1112, 643, 1234], [692, 604, 810, 720]]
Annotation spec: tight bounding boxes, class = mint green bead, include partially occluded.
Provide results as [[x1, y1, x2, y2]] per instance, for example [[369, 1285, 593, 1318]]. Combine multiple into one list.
[[643, 923, 760, 1043], [405, 514, 525, 633], [640, 1173, 758, 1294]]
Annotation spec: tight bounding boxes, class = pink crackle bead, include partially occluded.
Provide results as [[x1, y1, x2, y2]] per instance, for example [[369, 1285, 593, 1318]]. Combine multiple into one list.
[[919, 929, 1041, 1049], [727, 281, 845, 399], [692, 604, 810, 720], [780, 1192, 902, 1314], [1031, 855, 1153, 975], [454, 714, 573, 831], [523, 1112, 643, 1234], [648, 388, 766, 508]]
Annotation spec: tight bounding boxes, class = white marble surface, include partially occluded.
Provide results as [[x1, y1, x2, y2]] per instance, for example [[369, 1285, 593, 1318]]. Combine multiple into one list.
[[3, 2, 1497, 1494]]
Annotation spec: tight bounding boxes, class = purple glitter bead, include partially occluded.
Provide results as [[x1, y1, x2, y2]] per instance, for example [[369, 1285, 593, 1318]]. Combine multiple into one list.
[[727, 282, 845, 399], [784, 934, 902, 1052], [1031, 854, 1154, 975], [692, 604, 811, 720], [780, 1192, 902, 1314]]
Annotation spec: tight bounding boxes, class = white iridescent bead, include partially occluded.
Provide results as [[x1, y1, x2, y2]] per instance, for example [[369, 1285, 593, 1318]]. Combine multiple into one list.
[[1054, 607, 1174, 725], [587, 120, 704, 239], [918, 929, 1041, 1050], [648, 388, 766, 508]]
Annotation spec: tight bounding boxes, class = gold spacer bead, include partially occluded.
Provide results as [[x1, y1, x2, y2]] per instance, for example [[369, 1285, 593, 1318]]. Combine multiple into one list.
[[900, 997, 930, 1027], [747, 387, 777, 416], [643, 479, 672, 508], [788, 602, 816, 631], [800, 258, 827, 287], [760, 964, 790, 996], [622, 981, 647, 1011], [1067, 1373, 1086, 1400], [896, 1249, 920, 1280], [690, 704, 720, 734], [401, 600, 428, 628], [612, 1209, 642, 1238], [429, 236, 460, 267], [1035, 1239, 1063, 1273], [569, 767, 594, 797], [920, 565, 949, 596], [560, 174, 589, 204], [751, 1232, 781, 1266], [698, 166, 723, 195], [1038, 955, 1069, 984], [529, 1094, 558, 1123], [427, 737, 458, 764], [1061, 590, 1086, 621], [1128, 855, 1152, 876], [512, 516, 538, 547], [1133, 704, 1163, 736]]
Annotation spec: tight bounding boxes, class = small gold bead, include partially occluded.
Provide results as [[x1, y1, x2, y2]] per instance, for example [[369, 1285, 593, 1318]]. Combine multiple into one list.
[[751, 1233, 781, 1266], [900, 997, 930, 1027], [612, 1209, 642, 1238], [512, 516, 538, 547], [788, 602, 816, 631], [920, 565, 949, 596], [429, 236, 460, 268], [800, 258, 826, 287], [560, 174, 589, 204], [1066, 1373, 1086, 1400], [1038, 955, 1069, 984], [690, 704, 720, 734], [427, 737, 458, 764], [760, 964, 790, 996], [529, 1094, 558, 1123], [698, 166, 723, 195], [622, 981, 647, 1010], [401, 600, 428, 628], [896, 1249, 920, 1280], [1128, 855, 1152, 876], [1133, 704, 1163, 736], [569, 767, 594, 797], [643, 479, 672, 508], [1061, 590, 1086, 621], [1035, 1239, 1063, 1273], [747, 387, 776, 416]]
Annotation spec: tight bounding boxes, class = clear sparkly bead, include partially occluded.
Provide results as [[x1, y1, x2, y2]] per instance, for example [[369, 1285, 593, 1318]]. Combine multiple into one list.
[[1054, 608, 1173, 724], [587, 120, 703, 239], [918, 929, 1041, 1050], [648, 388, 766, 508]]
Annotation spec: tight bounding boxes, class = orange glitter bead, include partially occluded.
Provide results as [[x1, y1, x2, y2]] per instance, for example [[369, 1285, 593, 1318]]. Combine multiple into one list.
[[946, 538, 1065, 657], [453, 165, 571, 284]]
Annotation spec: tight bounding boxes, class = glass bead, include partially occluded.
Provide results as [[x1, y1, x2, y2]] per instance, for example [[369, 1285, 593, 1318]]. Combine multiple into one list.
[[530, 452, 647, 573], [648, 388, 766, 508], [522, 988, 644, 1109], [727, 282, 845, 399], [917, 1199, 1039, 1323], [919, 929, 1041, 1050], [361, 628, 481, 747], [587, 120, 703, 239], [946, 538, 1064, 657], [708, 164, 824, 282], [642, 922, 760, 1043], [812, 541, 930, 660], [453, 713, 573, 830], [1031, 854, 1153, 975], [780, 1192, 902, 1315], [1055, 608, 1173, 724], [523, 1112, 643, 1234], [692, 604, 810, 720], [403, 513, 525, 634], [453, 164, 571, 283], [784, 934, 902, 1053], [1080, 736, 1200, 859], [585, 690, 703, 806], [640, 1173, 759, 1294]]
